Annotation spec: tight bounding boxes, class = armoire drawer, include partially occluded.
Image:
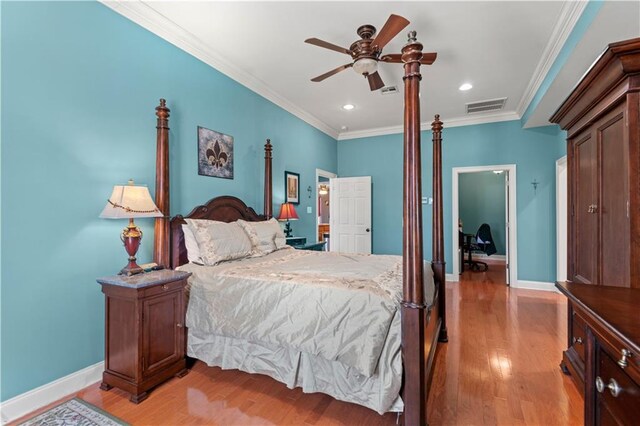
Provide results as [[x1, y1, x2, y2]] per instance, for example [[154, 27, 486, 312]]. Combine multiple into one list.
[[596, 347, 640, 425], [571, 311, 587, 363]]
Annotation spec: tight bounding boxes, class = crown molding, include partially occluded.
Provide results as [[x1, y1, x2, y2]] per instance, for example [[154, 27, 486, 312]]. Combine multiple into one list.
[[100, 0, 339, 139], [337, 111, 520, 141], [515, 1, 588, 116]]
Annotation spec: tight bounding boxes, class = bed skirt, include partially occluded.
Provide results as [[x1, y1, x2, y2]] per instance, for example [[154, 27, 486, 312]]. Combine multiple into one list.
[[188, 327, 404, 414]]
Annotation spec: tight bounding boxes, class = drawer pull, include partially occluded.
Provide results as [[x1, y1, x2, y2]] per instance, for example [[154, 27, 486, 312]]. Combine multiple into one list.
[[618, 348, 632, 369], [572, 336, 583, 345], [596, 377, 622, 398], [176, 323, 183, 328], [162, 284, 169, 290], [596, 376, 605, 393]]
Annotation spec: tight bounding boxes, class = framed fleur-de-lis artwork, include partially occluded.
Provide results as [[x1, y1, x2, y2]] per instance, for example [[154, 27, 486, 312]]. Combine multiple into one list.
[[198, 126, 233, 179]]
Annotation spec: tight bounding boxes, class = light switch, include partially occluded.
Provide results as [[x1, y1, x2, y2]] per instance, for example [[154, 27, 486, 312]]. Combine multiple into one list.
[[421, 197, 433, 205], [307, 206, 312, 214]]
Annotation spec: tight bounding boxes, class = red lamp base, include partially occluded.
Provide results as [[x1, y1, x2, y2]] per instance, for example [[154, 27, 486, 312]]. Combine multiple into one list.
[[119, 220, 144, 276]]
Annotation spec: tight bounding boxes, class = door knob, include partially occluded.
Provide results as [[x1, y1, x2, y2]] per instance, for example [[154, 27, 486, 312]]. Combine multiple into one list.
[[366, 228, 370, 232]]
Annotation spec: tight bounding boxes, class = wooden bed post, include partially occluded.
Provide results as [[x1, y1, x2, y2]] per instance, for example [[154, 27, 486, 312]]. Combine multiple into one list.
[[264, 139, 273, 218], [153, 99, 171, 268], [401, 30, 427, 426], [432, 115, 448, 342]]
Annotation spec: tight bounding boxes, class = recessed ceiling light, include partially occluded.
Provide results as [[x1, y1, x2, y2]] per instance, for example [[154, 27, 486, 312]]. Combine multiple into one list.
[[342, 104, 355, 111], [341, 125, 348, 130], [459, 83, 473, 91]]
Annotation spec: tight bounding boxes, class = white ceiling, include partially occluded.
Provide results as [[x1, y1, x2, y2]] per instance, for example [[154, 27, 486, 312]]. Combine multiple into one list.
[[104, 1, 639, 139]]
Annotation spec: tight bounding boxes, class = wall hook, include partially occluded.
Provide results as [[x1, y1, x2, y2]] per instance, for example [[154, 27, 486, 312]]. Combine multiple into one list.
[[307, 185, 312, 198]]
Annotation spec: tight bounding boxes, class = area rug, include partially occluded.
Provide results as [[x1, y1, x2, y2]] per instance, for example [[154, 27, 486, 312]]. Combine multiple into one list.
[[19, 398, 129, 426]]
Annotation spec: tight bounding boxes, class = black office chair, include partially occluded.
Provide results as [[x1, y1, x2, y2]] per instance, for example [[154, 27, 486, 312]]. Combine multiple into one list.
[[462, 223, 496, 272]]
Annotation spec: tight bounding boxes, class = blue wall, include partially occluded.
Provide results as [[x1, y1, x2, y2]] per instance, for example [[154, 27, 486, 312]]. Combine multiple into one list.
[[338, 120, 566, 281], [1, 1, 336, 401], [459, 171, 506, 255]]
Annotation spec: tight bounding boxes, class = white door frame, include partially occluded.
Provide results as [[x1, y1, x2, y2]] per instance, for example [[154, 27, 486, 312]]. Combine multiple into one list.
[[451, 164, 518, 286], [315, 169, 337, 243], [556, 156, 568, 282]]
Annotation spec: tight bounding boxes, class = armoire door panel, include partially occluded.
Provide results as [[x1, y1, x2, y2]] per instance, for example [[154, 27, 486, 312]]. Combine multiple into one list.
[[599, 109, 629, 287], [574, 134, 598, 284]]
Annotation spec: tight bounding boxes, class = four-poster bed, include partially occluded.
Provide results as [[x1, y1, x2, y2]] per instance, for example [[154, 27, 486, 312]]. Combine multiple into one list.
[[151, 31, 446, 425]]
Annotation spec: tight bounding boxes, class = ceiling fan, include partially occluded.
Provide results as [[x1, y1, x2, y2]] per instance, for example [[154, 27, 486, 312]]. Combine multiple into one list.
[[305, 14, 437, 91]]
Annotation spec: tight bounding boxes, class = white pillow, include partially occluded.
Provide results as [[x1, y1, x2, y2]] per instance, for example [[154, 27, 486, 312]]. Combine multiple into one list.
[[239, 218, 288, 253], [185, 219, 253, 266], [181, 224, 202, 264], [236, 219, 281, 256], [270, 218, 288, 250]]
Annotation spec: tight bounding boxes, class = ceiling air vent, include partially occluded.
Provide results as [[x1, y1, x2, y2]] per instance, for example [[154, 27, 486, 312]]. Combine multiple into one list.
[[465, 97, 507, 114], [380, 86, 398, 95]]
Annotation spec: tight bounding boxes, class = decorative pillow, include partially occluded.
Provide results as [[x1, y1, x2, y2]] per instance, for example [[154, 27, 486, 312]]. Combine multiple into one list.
[[237, 218, 285, 256], [269, 218, 288, 250], [185, 219, 253, 266], [181, 225, 202, 264]]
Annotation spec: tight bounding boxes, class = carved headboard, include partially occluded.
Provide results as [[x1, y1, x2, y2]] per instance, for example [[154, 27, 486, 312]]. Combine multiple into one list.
[[169, 196, 267, 269]]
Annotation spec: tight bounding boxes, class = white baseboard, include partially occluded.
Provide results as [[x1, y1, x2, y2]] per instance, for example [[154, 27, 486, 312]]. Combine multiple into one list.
[[0, 361, 104, 424], [514, 280, 557, 292], [445, 273, 459, 282]]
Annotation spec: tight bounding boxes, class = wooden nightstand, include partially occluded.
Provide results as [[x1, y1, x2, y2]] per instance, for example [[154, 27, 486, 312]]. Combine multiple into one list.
[[97, 269, 192, 403], [286, 236, 306, 248], [296, 241, 327, 251]]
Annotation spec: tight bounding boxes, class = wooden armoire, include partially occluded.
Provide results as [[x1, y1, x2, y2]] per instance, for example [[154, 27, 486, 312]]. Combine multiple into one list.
[[551, 38, 640, 425], [551, 37, 640, 288]]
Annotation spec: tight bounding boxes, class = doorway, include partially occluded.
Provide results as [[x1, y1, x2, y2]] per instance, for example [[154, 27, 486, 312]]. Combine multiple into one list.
[[452, 164, 517, 286], [315, 169, 336, 245]]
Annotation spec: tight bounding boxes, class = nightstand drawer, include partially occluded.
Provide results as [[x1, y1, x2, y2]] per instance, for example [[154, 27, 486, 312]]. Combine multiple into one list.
[[142, 278, 186, 298], [286, 237, 307, 247]]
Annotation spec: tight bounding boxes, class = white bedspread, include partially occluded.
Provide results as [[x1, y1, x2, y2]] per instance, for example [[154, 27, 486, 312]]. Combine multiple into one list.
[[178, 248, 435, 413]]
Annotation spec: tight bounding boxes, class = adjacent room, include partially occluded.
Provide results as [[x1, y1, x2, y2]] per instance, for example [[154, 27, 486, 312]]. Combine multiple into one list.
[[2, 1, 639, 425]]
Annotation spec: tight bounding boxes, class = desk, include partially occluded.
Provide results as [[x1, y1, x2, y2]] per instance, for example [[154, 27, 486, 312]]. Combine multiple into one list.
[[461, 233, 474, 272], [461, 233, 488, 272]]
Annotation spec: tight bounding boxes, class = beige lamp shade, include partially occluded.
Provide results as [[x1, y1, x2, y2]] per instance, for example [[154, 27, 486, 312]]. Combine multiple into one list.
[[99, 180, 163, 219]]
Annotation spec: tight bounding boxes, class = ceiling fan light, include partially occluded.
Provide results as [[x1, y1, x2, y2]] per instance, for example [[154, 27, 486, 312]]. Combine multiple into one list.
[[353, 58, 378, 75]]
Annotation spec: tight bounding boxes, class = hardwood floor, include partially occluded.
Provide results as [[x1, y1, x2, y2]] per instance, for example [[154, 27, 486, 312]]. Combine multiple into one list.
[[13, 263, 583, 425]]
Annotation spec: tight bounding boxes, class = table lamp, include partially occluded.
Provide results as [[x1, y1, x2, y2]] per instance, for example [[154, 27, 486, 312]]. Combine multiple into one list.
[[277, 202, 299, 237], [100, 179, 163, 275]]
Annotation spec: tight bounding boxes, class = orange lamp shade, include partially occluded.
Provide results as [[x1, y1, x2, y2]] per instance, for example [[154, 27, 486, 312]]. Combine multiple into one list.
[[277, 202, 299, 221]]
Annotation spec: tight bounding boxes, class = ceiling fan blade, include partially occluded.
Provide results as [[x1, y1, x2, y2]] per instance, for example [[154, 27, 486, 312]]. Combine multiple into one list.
[[380, 53, 402, 63], [311, 63, 353, 82], [421, 52, 438, 65], [367, 71, 385, 91], [380, 52, 438, 65], [305, 38, 351, 55], [371, 14, 410, 51]]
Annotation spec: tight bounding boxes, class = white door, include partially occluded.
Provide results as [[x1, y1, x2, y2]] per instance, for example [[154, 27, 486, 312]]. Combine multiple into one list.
[[505, 171, 511, 285], [329, 176, 372, 254]]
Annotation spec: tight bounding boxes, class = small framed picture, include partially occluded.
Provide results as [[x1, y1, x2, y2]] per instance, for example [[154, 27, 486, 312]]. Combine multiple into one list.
[[285, 171, 300, 204]]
